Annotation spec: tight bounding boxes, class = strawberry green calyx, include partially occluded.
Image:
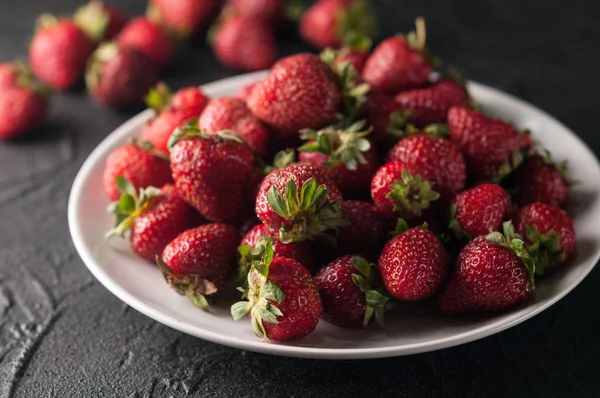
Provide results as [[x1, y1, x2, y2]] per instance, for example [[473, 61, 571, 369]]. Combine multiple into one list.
[[36, 13, 61, 31], [168, 119, 244, 149], [236, 236, 274, 286], [387, 169, 440, 218], [523, 225, 565, 276], [342, 30, 373, 52], [336, 0, 376, 47], [157, 256, 218, 311], [299, 120, 371, 170], [268, 178, 348, 243], [6, 61, 50, 96], [351, 256, 389, 327], [262, 149, 297, 175], [105, 176, 161, 238], [486, 221, 536, 287], [388, 120, 449, 141], [284, 0, 306, 22], [74, 1, 110, 42], [448, 204, 470, 240], [495, 146, 529, 183], [389, 218, 428, 238], [145, 82, 173, 113], [231, 242, 286, 339]]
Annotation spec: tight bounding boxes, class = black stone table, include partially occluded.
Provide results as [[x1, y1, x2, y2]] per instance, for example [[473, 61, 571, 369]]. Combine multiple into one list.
[[1, 1, 600, 396]]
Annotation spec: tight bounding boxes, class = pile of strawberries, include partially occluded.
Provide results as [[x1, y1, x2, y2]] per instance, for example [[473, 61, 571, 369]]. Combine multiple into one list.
[[0, 0, 376, 140], [101, 17, 577, 342]]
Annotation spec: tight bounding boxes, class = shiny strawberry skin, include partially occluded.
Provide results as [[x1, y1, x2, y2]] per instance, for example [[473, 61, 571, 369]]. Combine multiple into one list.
[[0, 86, 48, 140], [453, 184, 509, 238], [448, 106, 524, 181], [361, 36, 431, 95], [162, 224, 239, 290], [231, 0, 283, 22], [438, 236, 532, 314], [103, 144, 172, 201], [150, 0, 219, 36], [516, 156, 569, 207], [395, 79, 469, 127], [199, 97, 271, 158], [315, 255, 369, 328], [515, 202, 576, 261], [170, 136, 255, 223], [261, 257, 322, 341], [299, 140, 379, 197], [30, 20, 95, 90], [171, 87, 209, 119], [378, 228, 449, 300], [241, 224, 317, 272], [247, 53, 341, 137], [256, 163, 343, 233], [387, 135, 466, 201], [130, 184, 200, 261], [334, 200, 389, 259], [141, 109, 190, 155], [117, 17, 175, 68]]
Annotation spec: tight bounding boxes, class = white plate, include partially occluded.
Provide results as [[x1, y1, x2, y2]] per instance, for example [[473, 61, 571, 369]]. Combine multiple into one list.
[[68, 71, 600, 359]]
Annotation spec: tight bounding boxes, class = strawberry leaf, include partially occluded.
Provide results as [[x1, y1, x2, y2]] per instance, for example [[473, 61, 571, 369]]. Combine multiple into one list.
[[261, 281, 285, 303], [231, 301, 252, 321]]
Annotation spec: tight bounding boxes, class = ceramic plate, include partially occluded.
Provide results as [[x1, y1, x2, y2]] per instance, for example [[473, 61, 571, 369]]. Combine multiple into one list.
[[68, 71, 600, 359]]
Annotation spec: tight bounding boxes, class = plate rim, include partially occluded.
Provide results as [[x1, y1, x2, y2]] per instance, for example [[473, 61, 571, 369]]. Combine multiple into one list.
[[68, 71, 600, 359]]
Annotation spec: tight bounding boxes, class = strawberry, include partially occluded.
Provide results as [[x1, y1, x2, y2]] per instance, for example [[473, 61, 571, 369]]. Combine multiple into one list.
[[171, 87, 209, 118], [0, 85, 48, 140], [515, 202, 576, 275], [231, 246, 322, 341], [362, 18, 432, 94], [117, 16, 175, 68], [256, 163, 346, 243], [230, 0, 284, 23], [158, 223, 239, 310], [105, 179, 199, 262], [438, 222, 535, 314], [103, 141, 172, 202], [449, 183, 510, 239], [448, 106, 528, 182], [236, 81, 259, 103], [364, 92, 410, 147], [199, 97, 271, 158], [29, 15, 96, 90], [299, 0, 375, 51], [370, 160, 440, 220], [316, 255, 388, 328], [86, 42, 159, 109], [247, 53, 341, 138], [169, 121, 255, 223], [148, 0, 220, 38], [395, 79, 469, 127], [298, 120, 379, 197], [0, 62, 28, 88], [141, 110, 189, 155], [387, 135, 466, 201], [516, 153, 570, 207], [333, 200, 389, 259], [239, 224, 317, 276], [74, 1, 127, 42]]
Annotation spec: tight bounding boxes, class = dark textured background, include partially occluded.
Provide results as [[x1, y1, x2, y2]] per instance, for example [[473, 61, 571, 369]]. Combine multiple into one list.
[[1, 0, 600, 397]]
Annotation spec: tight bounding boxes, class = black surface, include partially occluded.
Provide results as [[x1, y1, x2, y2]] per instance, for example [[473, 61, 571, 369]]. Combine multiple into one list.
[[1, 0, 600, 397]]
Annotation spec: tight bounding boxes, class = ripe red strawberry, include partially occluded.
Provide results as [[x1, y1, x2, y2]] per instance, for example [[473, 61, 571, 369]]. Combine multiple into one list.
[[231, 249, 322, 341], [299, 0, 374, 50], [448, 106, 528, 182], [169, 121, 255, 223], [0, 62, 29, 88], [0, 86, 48, 140], [247, 53, 341, 137], [158, 223, 239, 310], [516, 153, 570, 207], [362, 18, 432, 94], [256, 163, 346, 243], [105, 179, 200, 262], [29, 15, 96, 90], [199, 97, 271, 158], [449, 184, 509, 239], [515, 202, 576, 275], [387, 135, 466, 201], [334, 200, 389, 259], [379, 222, 449, 300], [298, 120, 379, 197], [230, 0, 284, 23], [141, 110, 189, 155], [395, 79, 469, 127], [148, 0, 220, 37], [370, 160, 440, 220], [86, 43, 159, 109], [103, 141, 172, 202], [117, 16, 175, 68], [171, 87, 209, 118], [74, 1, 127, 42], [316, 255, 388, 328], [236, 81, 259, 103], [239, 224, 317, 274], [438, 222, 535, 314]]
